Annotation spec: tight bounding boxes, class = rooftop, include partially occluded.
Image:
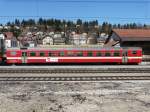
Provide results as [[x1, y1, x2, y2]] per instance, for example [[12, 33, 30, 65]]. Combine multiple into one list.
[[7, 46, 141, 51], [112, 29, 150, 41]]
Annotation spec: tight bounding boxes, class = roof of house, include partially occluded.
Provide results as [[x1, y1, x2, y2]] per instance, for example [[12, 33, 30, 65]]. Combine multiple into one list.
[[112, 29, 150, 41], [4, 32, 14, 39], [103, 40, 119, 47]]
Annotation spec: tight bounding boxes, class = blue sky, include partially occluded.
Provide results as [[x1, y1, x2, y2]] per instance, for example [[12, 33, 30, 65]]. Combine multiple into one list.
[[0, 0, 150, 24]]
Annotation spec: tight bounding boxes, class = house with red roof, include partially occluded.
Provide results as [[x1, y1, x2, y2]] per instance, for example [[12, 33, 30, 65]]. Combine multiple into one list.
[[104, 29, 150, 54]]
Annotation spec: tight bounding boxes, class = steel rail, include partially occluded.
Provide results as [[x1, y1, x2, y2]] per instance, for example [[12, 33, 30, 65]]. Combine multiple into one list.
[[0, 76, 150, 81], [0, 69, 150, 73]]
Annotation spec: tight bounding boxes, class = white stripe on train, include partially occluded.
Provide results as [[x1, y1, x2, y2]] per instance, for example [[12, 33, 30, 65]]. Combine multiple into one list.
[[6, 57, 142, 60]]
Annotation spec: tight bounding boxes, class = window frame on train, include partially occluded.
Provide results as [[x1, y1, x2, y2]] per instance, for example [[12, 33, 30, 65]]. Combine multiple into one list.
[[114, 52, 120, 56], [87, 51, 93, 57], [40, 52, 45, 57], [30, 52, 36, 56]]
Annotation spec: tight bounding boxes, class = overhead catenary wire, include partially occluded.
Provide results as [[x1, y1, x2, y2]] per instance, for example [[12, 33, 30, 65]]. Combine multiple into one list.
[[0, 16, 150, 20], [37, 0, 150, 4], [0, 0, 149, 23]]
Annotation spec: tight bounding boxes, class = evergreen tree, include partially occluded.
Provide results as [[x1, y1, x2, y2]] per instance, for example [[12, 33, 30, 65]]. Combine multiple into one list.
[[76, 19, 82, 25], [28, 19, 36, 26], [21, 19, 27, 27], [7, 22, 11, 26], [133, 23, 137, 29], [38, 18, 44, 25], [15, 19, 20, 26], [143, 24, 147, 29], [117, 24, 121, 29]]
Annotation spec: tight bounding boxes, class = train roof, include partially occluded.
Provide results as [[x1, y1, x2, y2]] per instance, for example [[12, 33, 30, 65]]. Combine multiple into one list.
[[6, 47, 142, 51]]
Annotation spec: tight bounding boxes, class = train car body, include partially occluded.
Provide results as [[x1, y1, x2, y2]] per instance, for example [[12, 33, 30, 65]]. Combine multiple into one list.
[[0, 49, 2, 63], [6, 47, 142, 64]]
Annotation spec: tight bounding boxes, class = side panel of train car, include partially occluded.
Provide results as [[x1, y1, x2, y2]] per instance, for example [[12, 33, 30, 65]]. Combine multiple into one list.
[[6, 47, 142, 64], [0, 49, 2, 63]]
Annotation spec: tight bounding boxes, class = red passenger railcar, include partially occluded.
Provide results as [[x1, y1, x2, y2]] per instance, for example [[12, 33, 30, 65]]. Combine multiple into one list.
[[0, 49, 2, 63], [6, 47, 142, 64]]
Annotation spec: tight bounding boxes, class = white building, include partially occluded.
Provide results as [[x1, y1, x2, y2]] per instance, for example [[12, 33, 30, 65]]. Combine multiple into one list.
[[69, 32, 88, 45], [0, 34, 5, 49], [0, 26, 3, 30], [0, 34, 5, 39], [5, 39, 19, 48], [42, 36, 53, 45], [5, 40, 11, 48]]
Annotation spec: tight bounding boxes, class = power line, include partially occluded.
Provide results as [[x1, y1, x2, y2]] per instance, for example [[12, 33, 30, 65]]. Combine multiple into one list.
[[0, 16, 150, 20], [10, 0, 150, 3], [44, 0, 150, 3]]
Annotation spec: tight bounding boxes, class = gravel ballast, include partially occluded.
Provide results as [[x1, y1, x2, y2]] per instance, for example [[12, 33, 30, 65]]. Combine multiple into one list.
[[0, 81, 150, 112]]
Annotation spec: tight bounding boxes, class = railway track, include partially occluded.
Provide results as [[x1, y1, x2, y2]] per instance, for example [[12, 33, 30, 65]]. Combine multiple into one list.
[[0, 66, 150, 81], [0, 76, 150, 81], [1, 65, 150, 73], [0, 68, 150, 73]]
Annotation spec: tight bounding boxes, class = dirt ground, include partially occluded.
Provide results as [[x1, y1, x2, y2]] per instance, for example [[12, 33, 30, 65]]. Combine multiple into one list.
[[0, 81, 150, 112]]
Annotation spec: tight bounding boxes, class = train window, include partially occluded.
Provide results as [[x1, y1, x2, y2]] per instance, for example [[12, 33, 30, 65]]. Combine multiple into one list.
[[30, 52, 36, 56], [76, 51, 83, 56], [67, 51, 74, 56], [96, 52, 101, 56], [105, 52, 111, 56], [49, 52, 52, 56], [11, 51, 16, 56], [132, 51, 137, 55], [59, 51, 65, 56], [114, 52, 120, 56], [40, 52, 45, 57], [49, 52, 57, 57], [87, 51, 93, 56]]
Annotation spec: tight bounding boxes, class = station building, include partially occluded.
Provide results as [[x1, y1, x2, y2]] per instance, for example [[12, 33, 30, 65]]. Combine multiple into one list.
[[104, 29, 150, 55]]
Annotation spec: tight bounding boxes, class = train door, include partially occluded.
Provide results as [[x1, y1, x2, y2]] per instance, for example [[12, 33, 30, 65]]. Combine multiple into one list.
[[22, 51, 27, 63], [122, 51, 128, 64]]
